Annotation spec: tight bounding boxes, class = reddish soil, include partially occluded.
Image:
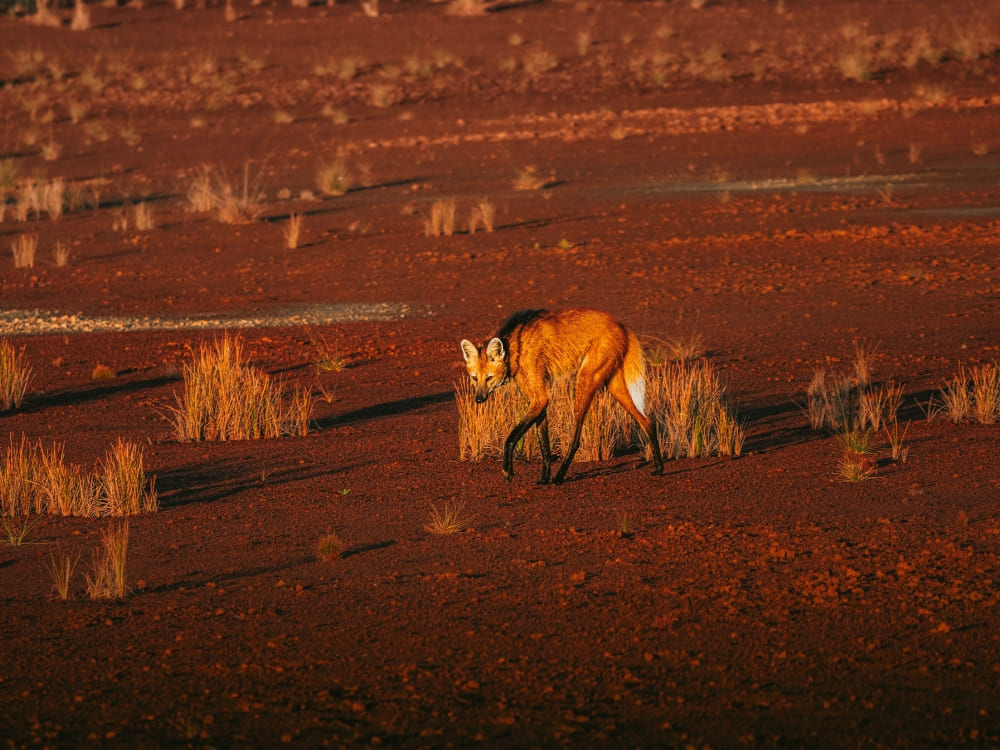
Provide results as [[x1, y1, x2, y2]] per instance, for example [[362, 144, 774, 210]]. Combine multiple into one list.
[[3, 1, 1000, 746]]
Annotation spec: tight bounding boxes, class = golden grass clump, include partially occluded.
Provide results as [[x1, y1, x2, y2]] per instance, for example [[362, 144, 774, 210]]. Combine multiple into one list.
[[170, 335, 312, 441], [0, 339, 32, 411], [425, 198, 456, 237], [0, 437, 157, 517], [806, 341, 899, 432], [316, 159, 352, 196], [317, 533, 345, 561], [467, 198, 496, 234], [85, 521, 130, 600], [11, 234, 38, 269], [647, 359, 744, 459], [934, 363, 1000, 425], [426, 501, 473, 535], [186, 164, 265, 224], [283, 212, 303, 249]]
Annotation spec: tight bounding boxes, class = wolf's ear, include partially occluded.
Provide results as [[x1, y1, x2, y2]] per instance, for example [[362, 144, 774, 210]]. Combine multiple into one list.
[[460, 339, 479, 364], [485, 337, 506, 362]]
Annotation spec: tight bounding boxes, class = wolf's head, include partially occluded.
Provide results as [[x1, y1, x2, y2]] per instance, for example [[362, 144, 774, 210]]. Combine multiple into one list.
[[460, 337, 508, 403]]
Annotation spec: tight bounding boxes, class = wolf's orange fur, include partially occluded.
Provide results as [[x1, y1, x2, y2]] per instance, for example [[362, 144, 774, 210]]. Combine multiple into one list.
[[461, 309, 664, 484]]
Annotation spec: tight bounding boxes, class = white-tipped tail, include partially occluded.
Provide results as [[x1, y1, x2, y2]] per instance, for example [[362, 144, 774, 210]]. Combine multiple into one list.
[[628, 377, 647, 416], [623, 330, 648, 415]]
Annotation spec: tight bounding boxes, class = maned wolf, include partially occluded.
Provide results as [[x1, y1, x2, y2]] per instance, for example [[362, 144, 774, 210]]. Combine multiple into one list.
[[460, 308, 664, 484]]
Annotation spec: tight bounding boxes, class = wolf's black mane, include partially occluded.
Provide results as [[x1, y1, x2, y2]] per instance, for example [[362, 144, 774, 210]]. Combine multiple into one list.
[[496, 309, 548, 341]]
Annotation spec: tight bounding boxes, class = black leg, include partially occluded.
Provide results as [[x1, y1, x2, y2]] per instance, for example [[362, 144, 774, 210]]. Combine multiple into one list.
[[536, 411, 552, 484]]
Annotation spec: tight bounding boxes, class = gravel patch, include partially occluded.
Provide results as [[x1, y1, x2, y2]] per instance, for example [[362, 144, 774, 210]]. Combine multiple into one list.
[[0, 303, 415, 336]]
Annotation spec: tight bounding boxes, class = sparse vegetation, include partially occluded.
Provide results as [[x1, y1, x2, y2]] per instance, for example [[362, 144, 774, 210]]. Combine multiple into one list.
[[283, 212, 303, 249], [53, 240, 71, 266], [85, 521, 130, 600], [426, 501, 473, 535], [513, 166, 549, 191], [186, 163, 266, 224], [47, 548, 79, 600], [648, 359, 744, 459], [317, 533, 345, 561], [425, 198, 456, 237], [646, 333, 706, 365], [98, 439, 159, 516], [807, 342, 897, 432], [2, 514, 42, 546], [316, 160, 351, 197], [933, 363, 1000, 424], [1, 338, 32, 410], [133, 201, 155, 231], [0, 436, 157, 517], [169, 335, 312, 441], [468, 198, 496, 234], [11, 233, 38, 268]]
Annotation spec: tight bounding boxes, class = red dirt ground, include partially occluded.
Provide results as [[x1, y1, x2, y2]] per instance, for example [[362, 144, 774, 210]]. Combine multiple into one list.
[[2, 1, 1000, 746]]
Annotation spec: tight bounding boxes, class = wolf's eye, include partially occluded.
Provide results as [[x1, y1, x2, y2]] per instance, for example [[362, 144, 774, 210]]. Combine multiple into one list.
[[470, 375, 478, 382], [485, 375, 493, 382]]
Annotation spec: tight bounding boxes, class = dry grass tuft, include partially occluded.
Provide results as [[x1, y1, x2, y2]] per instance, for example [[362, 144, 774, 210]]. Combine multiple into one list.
[[807, 341, 895, 431], [186, 164, 265, 224], [133, 201, 155, 231], [316, 160, 351, 197], [98, 439, 159, 516], [455, 377, 517, 462], [467, 198, 496, 234], [2, 514, 42, 546], [648, 359, 744, 458], [169, 335, 312, 441], [283, 212, 303, 249], [425, 198, 457, 237], [426, 501, 473, 535], [11, 234, 38, 269], [0, 436, 156, 517], [317, 533, 345, 561], [512, 165, 550, 191], [447, 0, 488, 16], [47, 548, 79, 600], [1, 338, 32, 410], [85, 521, 130, 600], [456, 354, 740, 468], [933, 363, 1000, 424]]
